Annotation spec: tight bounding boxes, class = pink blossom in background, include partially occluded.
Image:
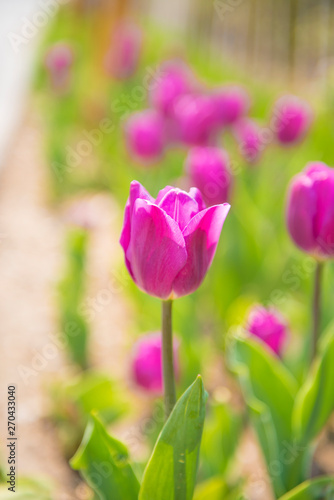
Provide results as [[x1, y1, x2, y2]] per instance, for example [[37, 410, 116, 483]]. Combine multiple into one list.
[[132, 333, 179, 393], [105, 22, 142, 80], [149, 60, 195, 116], [286, 162, 334, 258], [247, 305, 287, 356], [120, 181, 230, 299], [273, 95, 312, 145], [212, 85, 250, 127], [185, 146, 232, 206], [233, 118, 263, 164], [125, 110, 166, 163], [45, 42, 74, 92]]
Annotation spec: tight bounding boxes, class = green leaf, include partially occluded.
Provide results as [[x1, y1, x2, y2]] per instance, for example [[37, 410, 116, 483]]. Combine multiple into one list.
[[139, 376, 206, 500], [200, 402, 242, 478], [293, 330, 334, 444], [278, 477, 334, 499], [228, 334, 300, 496], [193, 477, 228, 500], [71, 414, 139, 500]]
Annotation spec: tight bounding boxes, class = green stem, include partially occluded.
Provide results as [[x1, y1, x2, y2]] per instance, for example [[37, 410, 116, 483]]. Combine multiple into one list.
[[311, 261, 323, 362], [162, 300, 176, 419]]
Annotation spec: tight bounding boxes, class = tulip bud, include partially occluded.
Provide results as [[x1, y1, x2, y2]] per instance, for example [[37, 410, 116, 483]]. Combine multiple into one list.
[[125, 110, 165, 163], [105, 22, 142, 80], [272, 95, 312, 145], [185, 147, 232, 206], [246, 305, 287, 356], [286, 162, 334, 258], [212, 85, 250, 127], [171, 93, 218, 146], [233, 118, 262, 164], [132, 333, 179, 393], [45, 42, 74, 92], [149, 60, 195, 116], [120, 181, 230, 299]]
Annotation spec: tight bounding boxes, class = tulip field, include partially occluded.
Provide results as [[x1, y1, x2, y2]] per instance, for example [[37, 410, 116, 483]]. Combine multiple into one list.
[[1, 1, 334, 500]]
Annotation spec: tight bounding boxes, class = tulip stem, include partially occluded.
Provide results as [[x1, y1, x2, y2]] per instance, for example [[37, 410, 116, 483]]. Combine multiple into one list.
[[311, 261, 323, 362], [162, 300, 176, 419]]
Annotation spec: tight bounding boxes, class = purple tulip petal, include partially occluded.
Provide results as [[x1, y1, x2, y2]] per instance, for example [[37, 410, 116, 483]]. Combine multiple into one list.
[[120, 181, 153, 276], [158, 188, 203, 230], [127, 199, 187, 299], [189, 187, 207, 211], [173, 203, 230, 297], [312, 170, 334, 255], [155, 185, 174, 204], [286, 175, 316, 252]]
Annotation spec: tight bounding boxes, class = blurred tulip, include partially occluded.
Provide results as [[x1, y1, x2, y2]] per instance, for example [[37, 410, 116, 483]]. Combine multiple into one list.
[[273, 95, 312, 145], [132, 333, 179, 393], [185, 146, 232, 206], [247, 305, 287, 356], [286, 162, 334, 258], [120, 181, 230, 299], [233, 118, 262, 164], [105, 22, 142, 80], [45, 42, 74, 92], [149, 60, 195, 116], [125, 110, 165, 163], [212, 85, 250, 127], [171, 94, 218, 146]]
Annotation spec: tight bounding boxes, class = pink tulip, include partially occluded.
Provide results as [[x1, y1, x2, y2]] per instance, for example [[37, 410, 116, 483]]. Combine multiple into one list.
[[212, 85, 250, 127], [125, 110, 165, 163], [273, 95, 312, 145], [247, 305, 287, 356], [45, 42, 74, 92], [233, 118, 262, 164], [185, 147, 232, 206], [171, 93, 218, 146], [132, 333, 179, 393], [286, 162, 334, 258], [120, 181, 230, 299], [105, 22, 142, 80], [149, 60, 195, 116]]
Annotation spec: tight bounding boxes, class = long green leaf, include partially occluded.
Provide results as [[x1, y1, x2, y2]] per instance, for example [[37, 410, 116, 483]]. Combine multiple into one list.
[[228, 334, 300, 496], [71, 414, 139, 500], [278, 477, 334, 500], [139, 376, 206, 500], [293, 331, 334, 444]]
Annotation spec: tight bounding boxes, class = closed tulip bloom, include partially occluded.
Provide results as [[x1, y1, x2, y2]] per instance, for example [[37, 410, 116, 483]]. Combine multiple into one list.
[[273, 95, 311, 145], [212, 85, 250, 127], [185, 147, 232, 206], [171, 94, 218, 146], [149, 60, 194, 116], [286, 162, 334, 258], [45, 42, 74, 91], [125, 110, 165, 162], [233, 118, 262, 164], [105, 22, 142, 80], [120, 181, 230, 299], [132, 333, 179, 393], [247, 305, 287, 356]]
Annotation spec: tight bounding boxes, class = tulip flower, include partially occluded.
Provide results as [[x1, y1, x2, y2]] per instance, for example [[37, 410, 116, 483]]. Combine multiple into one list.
[[132, 333, 179, 393], [125, 110, 165, 163], [120, 181, 230, 416], [185, 147, 232, 206], [273, 95, 312, 145], [171, 94, 218, 146], [120, 181, 230, 299], [212, 85, 250, 127], [105, 22, 142, 80], [233, 118, 262, 164], [149, 60, 195, 116], [286, 161, 334, 360], [45, 42, 74, 92], [246, 305, 287, 356]]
